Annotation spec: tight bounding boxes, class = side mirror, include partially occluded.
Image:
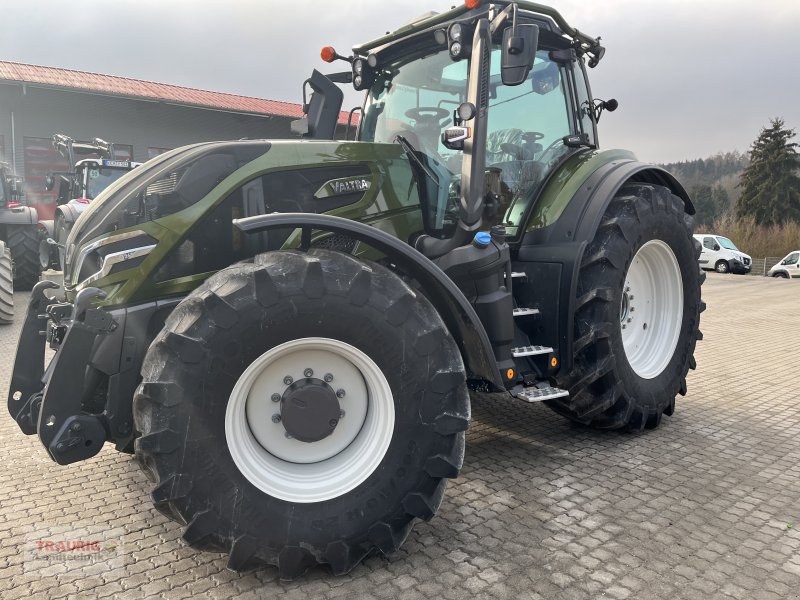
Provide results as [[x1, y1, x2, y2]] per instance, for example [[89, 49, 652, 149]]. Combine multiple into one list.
[[44, 175, 55, 191], [713, 244, 720, 251], [501, 24, 538, 86]]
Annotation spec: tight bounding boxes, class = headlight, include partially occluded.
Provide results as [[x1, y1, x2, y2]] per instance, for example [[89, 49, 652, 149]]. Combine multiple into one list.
[[70, 230, 157, 288], [352, 58, 373, 91], [449, 23, 462, 41]]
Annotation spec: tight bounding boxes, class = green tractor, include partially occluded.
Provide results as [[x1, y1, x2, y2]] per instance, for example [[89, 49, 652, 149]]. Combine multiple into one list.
[[8, 0, 703, 580]]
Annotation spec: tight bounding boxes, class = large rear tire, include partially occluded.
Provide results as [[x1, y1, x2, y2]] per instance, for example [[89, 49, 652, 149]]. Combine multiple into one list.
[[7, 225, 41, 290], [133, 249, 469, 579], [0, 241, 13, 324], [550, 183, 704, 430]]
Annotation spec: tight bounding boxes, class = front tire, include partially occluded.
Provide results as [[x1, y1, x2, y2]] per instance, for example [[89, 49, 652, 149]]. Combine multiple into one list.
[[550, 183, 704, 430], [715, 260, 729, 274], [133, 250, 469, 579]]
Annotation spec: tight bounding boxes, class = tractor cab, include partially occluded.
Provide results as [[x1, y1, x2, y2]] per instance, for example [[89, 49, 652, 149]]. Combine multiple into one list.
[[40, 135, 141, 271], [46, 135, 141, 205], [67, 158, 140, 203], [0, 162, 24, 208], [319, 1, 607, 254]]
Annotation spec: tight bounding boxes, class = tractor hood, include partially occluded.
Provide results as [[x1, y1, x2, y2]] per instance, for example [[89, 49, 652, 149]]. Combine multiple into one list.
[[64, 139, 423, 305]]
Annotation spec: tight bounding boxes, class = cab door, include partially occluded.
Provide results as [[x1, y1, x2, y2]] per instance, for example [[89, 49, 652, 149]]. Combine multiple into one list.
[[699, 236, 718, 267], [785, 252, 800, 277]]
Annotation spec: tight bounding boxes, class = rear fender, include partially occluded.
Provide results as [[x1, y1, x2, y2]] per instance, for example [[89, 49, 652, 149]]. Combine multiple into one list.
[[235, 212, 504, 391], [0, 205, 38, 226], [518, 151, 694, 374]]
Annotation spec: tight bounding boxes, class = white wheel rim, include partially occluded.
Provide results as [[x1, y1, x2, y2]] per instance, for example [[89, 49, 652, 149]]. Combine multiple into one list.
[[620, 240, 683, 379], [225, 337, 395, 503]]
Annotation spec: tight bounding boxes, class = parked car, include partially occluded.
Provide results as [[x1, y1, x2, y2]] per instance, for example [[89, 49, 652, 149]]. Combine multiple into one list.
[[767, 251, 800, 278], [693, 234, 752, 274]]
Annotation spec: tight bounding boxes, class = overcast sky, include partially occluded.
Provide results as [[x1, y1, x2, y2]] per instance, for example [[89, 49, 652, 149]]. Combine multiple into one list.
[[2, 0, 798, 163]]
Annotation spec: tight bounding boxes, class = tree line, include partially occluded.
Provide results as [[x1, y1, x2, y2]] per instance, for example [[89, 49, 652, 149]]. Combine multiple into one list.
[[659, 118, 800, 257]]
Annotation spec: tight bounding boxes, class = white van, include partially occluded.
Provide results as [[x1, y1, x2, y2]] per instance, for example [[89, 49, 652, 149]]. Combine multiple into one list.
[[767, 251, 800, 278], [693, 234, 752, 274]]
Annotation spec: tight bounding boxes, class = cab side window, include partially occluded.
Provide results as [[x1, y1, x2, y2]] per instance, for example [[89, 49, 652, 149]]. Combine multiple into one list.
[[786, 253, 799, 265], [703, 237, 716, 250]]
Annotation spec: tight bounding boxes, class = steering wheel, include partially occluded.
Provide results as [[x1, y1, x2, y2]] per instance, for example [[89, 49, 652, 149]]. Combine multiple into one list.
[[521, 131, 545, 143], [405, 107, 450, 123], [493, 131, 546, 162]]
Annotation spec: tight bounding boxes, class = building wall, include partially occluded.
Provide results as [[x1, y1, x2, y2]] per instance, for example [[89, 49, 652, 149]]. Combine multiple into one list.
[[0, 82, 300, 218]]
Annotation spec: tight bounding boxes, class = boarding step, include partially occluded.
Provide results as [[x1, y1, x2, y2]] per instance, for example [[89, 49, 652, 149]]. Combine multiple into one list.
[[512, 345, 553, 357], [515, 386, 570, 403], [510, 271, 527, 279], [513, 307, 540, 317]]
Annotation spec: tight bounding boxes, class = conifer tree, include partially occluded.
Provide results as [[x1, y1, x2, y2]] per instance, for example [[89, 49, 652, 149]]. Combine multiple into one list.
[[736, 118, 800, 225]]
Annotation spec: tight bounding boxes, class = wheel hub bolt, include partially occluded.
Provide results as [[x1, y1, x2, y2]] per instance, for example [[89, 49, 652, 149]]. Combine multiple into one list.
[[630, 307, 635, 313], [271, 393, 281, 402], [336, 389, 346, 398], [304, 368, 314, 378], [329, 419, 338, 428], [627, 318, 632, 323], [324, 373, 334, 383], [629, 294, 635, 300], [285, 432, 293, 439], [340, 409, 346, 418], [283, 376, 293, 385], [271, 414, 282, 424]]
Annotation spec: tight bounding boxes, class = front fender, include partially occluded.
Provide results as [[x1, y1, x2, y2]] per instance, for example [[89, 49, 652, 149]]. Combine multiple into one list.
[[58, 202, 84, 225], [235, 212, 504, 391]]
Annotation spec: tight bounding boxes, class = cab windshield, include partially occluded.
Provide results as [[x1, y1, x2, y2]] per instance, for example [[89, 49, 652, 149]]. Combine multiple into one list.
[[359, 40, 575, 236], [718, 237, 738, 251], [82, 166, 131, 200]]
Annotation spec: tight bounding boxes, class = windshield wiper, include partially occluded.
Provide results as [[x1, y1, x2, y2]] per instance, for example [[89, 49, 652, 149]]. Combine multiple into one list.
[[394, 135, 439, 186]]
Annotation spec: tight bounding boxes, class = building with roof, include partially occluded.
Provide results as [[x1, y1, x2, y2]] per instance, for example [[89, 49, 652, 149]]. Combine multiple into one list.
[[0, 60, 351, 219]]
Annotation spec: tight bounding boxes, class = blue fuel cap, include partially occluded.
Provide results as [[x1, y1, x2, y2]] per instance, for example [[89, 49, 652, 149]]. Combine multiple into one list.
[[473, 231, 492, 248]]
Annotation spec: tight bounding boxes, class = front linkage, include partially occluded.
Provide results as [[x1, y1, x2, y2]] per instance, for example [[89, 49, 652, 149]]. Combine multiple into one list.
[[8, 281, 178, 464]]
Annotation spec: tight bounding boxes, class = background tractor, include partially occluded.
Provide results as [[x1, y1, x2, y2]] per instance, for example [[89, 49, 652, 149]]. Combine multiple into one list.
[[8, 0, 703, 580], [0, 161, 40, 321], [39, 134, 141, 270]]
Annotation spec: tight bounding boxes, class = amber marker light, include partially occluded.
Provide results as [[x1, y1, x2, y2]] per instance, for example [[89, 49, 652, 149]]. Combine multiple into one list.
[[465, 0, 481, 8], [550, 357, 558, 368], [506, 368, 515, 380], [320, 46, 337, 63]]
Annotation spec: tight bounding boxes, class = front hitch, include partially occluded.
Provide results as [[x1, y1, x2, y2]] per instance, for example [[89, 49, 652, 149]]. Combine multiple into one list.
[[7, 280, 58, 433], [7, 284, 119, 464]]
